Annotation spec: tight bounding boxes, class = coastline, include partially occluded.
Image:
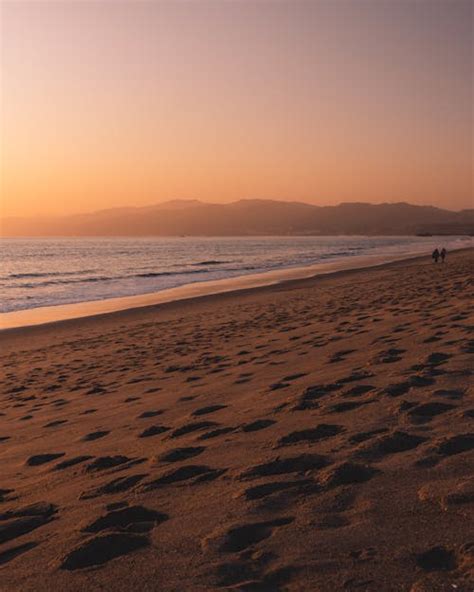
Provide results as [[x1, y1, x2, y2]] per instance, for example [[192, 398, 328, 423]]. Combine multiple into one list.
[[2, 246, 472, 332], [1, 246, 472, 591]]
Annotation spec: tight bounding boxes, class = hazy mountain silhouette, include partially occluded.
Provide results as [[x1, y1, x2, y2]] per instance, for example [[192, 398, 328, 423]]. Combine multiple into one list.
[[2, 200, 473, 237]]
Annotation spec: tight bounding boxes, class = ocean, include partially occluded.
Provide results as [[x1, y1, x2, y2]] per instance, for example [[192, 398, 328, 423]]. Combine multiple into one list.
[[0, 235, 471, 314]]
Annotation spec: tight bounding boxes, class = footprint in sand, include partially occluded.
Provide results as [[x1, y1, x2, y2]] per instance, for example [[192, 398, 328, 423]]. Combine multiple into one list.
[[373, 348, 406, 364], [191, 405, 227, 417], [432, 389, 465, 400], [349, 428, 389, 444], [170, 421, 219, 438], [26, 453, 65, 466], [240, 453, 329, 480], [80, 474, 147, 500], [425, 352, 452, 367], [198, 427, 237, 440], [269, 382, 290, 391], [203, 516, 294, 554], [178, 395, 196, 402], [0, 489, 16, 503], [81, 430, 109, 442], [382, 382, 412, 398], [85, 385, 107, 395], [342, 384, 375, 397], [355, 431, 426, 461], [139, 425, 170, 438], [278, 424, 344, 446], [338, 370, 375, 385], [436, 434, 474, 456], [415, 545, 457, 571], [0, 542, 38, 566], [418, 477, 474, 512], [234, 377, 251, 384], [156, 447, 205, 463], [85, 456, 132, 472], [138, 410, 165, 419], [240, 479, 314, 501], [293, 383, 341, 411], [460, 340, 474, 354], [140, 465, 226, 491], [318, 462, 379, 487], [0, 501, 57, 521], [329, 401, 372, 413], [282, 373, 308, 382], [60, 532, 149, 570], [52, 398, 69, 408], [214, 554, 297, 590], [242, 419, 276, 432], [213, 557, 265, 587], [407, 402, 456, 423], [43, 419, 68, 428], [83, 505, 168, 534], [0, 502, 58, 545], [53, 455, 94, 471]]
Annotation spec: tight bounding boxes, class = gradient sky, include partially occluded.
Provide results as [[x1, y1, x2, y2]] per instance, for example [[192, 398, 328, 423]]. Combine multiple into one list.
[[1, 0, 472, 218]]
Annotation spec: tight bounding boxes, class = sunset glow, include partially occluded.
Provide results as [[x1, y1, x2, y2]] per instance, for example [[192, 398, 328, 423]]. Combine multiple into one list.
[[1, 0, 472, 218]]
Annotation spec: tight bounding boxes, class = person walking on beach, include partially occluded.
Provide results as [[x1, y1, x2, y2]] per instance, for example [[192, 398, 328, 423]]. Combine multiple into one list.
[[440, 247, 447, 263], [432, 248, 440, 263]]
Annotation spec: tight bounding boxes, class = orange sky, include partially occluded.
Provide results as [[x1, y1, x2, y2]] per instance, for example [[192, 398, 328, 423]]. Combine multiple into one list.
[[1, 0, 472, 218]]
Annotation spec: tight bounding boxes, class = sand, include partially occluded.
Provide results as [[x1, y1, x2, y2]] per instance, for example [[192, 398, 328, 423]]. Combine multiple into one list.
[[0, 249, 472, 591]]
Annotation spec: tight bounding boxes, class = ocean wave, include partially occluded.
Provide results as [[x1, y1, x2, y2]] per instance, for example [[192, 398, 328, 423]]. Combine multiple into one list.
[[190, 260, 232, 266], [18, 275, 115, 288], [136, 269, 209, 278], [13, 264, 263, 289], [9, 270, 95, 279]]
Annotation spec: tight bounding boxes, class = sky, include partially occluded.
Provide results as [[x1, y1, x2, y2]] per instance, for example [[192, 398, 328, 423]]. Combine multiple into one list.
[[1, 0, 472, 219]]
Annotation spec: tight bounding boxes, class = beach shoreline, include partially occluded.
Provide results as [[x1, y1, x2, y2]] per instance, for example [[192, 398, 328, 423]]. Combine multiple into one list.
[[0, 248, 473, 591], [1, 246, 472, 332]]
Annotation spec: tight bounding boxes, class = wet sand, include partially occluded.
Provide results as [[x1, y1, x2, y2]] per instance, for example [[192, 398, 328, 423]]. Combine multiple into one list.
[[0, 249, 473, 591]]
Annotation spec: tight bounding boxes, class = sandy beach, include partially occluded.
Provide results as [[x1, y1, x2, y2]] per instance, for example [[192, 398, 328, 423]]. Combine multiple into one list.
[[4, 247, 467, 331], [0, 249, 472, 591]]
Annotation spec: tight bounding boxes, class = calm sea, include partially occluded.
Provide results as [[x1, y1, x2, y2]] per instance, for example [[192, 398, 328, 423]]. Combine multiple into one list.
[[0, 236, 471, 313]]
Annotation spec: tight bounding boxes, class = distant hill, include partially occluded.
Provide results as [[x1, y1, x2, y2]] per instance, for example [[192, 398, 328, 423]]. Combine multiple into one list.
[[2, 200, 473, 237]]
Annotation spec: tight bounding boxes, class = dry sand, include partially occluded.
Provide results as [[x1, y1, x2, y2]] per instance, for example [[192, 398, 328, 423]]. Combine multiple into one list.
[[0, 249, 473, 591]]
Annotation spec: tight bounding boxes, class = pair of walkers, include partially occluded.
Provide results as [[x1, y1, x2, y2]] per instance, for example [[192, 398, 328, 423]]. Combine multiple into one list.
[[432, 248, 447, 263]]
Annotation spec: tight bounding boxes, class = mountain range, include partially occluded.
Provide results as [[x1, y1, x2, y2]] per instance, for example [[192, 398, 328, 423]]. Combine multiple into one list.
[[2, 200, 473, 237]]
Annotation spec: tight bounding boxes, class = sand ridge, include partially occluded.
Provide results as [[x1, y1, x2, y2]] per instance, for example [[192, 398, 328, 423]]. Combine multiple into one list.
[[0, 250, 473, 591]]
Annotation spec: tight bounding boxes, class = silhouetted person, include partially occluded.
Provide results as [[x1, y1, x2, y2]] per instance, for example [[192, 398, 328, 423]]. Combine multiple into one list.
[[432, 248, 440, 263], [440, 247, 447, 263]]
